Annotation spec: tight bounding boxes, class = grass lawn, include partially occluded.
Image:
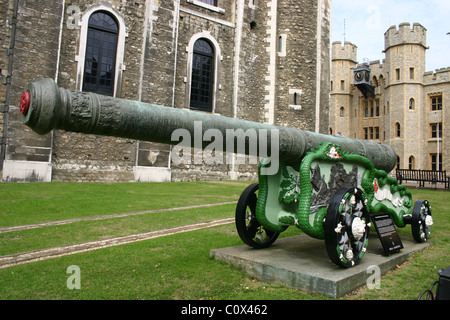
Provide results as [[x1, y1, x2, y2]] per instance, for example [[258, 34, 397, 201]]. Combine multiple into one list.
[[0, 181, 449, 301]]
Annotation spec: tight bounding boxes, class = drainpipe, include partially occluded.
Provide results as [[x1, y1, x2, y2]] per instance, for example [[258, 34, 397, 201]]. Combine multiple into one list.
[[0, 0, 19, 170]]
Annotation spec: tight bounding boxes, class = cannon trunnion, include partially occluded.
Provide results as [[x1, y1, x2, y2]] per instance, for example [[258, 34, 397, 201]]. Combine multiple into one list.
[[20, 78, 433, 268]]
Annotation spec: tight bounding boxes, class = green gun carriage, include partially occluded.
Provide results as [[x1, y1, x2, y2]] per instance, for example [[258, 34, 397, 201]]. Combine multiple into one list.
[[236, 143, 433, 268], [19, 78, 433, 268]]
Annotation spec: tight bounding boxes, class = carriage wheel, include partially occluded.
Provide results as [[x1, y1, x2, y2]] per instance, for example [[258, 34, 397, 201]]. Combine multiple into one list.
[[411, 200, 433, 243], [324, 187, 370, 268], [235, 183, 279, 249]]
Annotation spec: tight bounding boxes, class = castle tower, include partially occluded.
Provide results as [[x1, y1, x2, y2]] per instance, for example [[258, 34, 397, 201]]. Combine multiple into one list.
[[383, 22, 428, 170], [329, 22, 449, 173], [330, 41, 358, 137]]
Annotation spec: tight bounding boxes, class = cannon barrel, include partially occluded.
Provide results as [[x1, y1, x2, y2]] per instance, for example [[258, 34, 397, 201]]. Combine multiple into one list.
[[20, 78, 397, 171]]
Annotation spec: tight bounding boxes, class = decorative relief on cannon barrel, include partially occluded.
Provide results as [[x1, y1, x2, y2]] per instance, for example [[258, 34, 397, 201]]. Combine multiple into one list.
[[69, 93, 97, 133]]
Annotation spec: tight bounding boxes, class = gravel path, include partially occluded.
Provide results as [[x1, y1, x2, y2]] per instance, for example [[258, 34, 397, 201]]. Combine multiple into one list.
[[0, 201, 236, 234]]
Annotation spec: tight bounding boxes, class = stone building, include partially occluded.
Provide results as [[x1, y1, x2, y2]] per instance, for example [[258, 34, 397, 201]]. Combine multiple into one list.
[[0, 0, 331, 182], [330, 22, 450, 172]]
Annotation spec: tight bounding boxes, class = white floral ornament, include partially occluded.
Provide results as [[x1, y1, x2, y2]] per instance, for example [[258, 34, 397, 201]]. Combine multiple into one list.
[[334, 222, 344, 234], [351, 217, 366, 240], [327, 146, 342, 159], [425, 215, 433, 228]]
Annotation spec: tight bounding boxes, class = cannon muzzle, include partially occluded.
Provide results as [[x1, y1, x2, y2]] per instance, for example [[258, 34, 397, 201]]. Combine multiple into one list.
[[20, 78, 397, 172]]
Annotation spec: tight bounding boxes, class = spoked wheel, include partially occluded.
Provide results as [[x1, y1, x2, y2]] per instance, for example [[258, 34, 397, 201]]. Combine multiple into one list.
[[235, 183, 279, 249], [324, 187, 370, 268], [411, 200, 433, 243]]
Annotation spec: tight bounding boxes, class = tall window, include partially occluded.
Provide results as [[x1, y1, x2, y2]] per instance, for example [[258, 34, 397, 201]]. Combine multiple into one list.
[[294, 92, 300, 105], [395, 122, 401, 138], [363, 127, 380, 140], [431, 154, 443, 171], [431, 95, 443, 111], [362, 99, 379, 117], [409, 98, 415, 110], [277, 34, 287, 57], [409, 156, 415, 170], [83, 11, 118, 96], [395, 68, 401, 80], [198, 0, 217, 5], [190, 39, 214, 112], [431, 123, 442, 138]]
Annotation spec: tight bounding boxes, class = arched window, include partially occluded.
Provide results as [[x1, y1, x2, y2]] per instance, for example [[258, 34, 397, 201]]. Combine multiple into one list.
[[340, 107, 345, 117], [409, 156, 415, 170], [83, 11, 118, 96], [190, 39, 215, 112], [395, 122, 401, 138], [372, 76, 378, 87], [409, 98, 415, 110], [294, 92, 300, 105], [277, 34, 287, 56]]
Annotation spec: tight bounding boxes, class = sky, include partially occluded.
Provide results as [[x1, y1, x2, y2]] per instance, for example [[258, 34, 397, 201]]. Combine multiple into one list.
[[331, 0, 450, 71]]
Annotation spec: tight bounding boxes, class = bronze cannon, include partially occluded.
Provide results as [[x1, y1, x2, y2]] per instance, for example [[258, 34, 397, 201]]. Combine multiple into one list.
[[19, 78, 433, 267]]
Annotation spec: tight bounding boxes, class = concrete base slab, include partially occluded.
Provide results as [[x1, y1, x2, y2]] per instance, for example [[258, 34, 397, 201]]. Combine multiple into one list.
[[210, 234, 430, 298]]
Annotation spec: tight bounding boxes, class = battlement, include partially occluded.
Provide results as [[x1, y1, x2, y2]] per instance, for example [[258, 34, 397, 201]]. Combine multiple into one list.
[[332, 41, 357, 63], [384, 22, 427, 51], [424, 67, 450, 83]]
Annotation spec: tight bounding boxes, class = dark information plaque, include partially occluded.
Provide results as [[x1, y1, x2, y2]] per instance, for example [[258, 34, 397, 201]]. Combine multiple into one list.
[[371, 214, 404, 255]]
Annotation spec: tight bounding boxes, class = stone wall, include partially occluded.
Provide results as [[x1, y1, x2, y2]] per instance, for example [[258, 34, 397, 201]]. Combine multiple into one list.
[[423, 68, 450, 171], [52, 0, 145, 182], [2, 0, 62, 182], [2, 0, 331, 182], [0, 0, 11, 152], [275, 0, 330, 133]]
